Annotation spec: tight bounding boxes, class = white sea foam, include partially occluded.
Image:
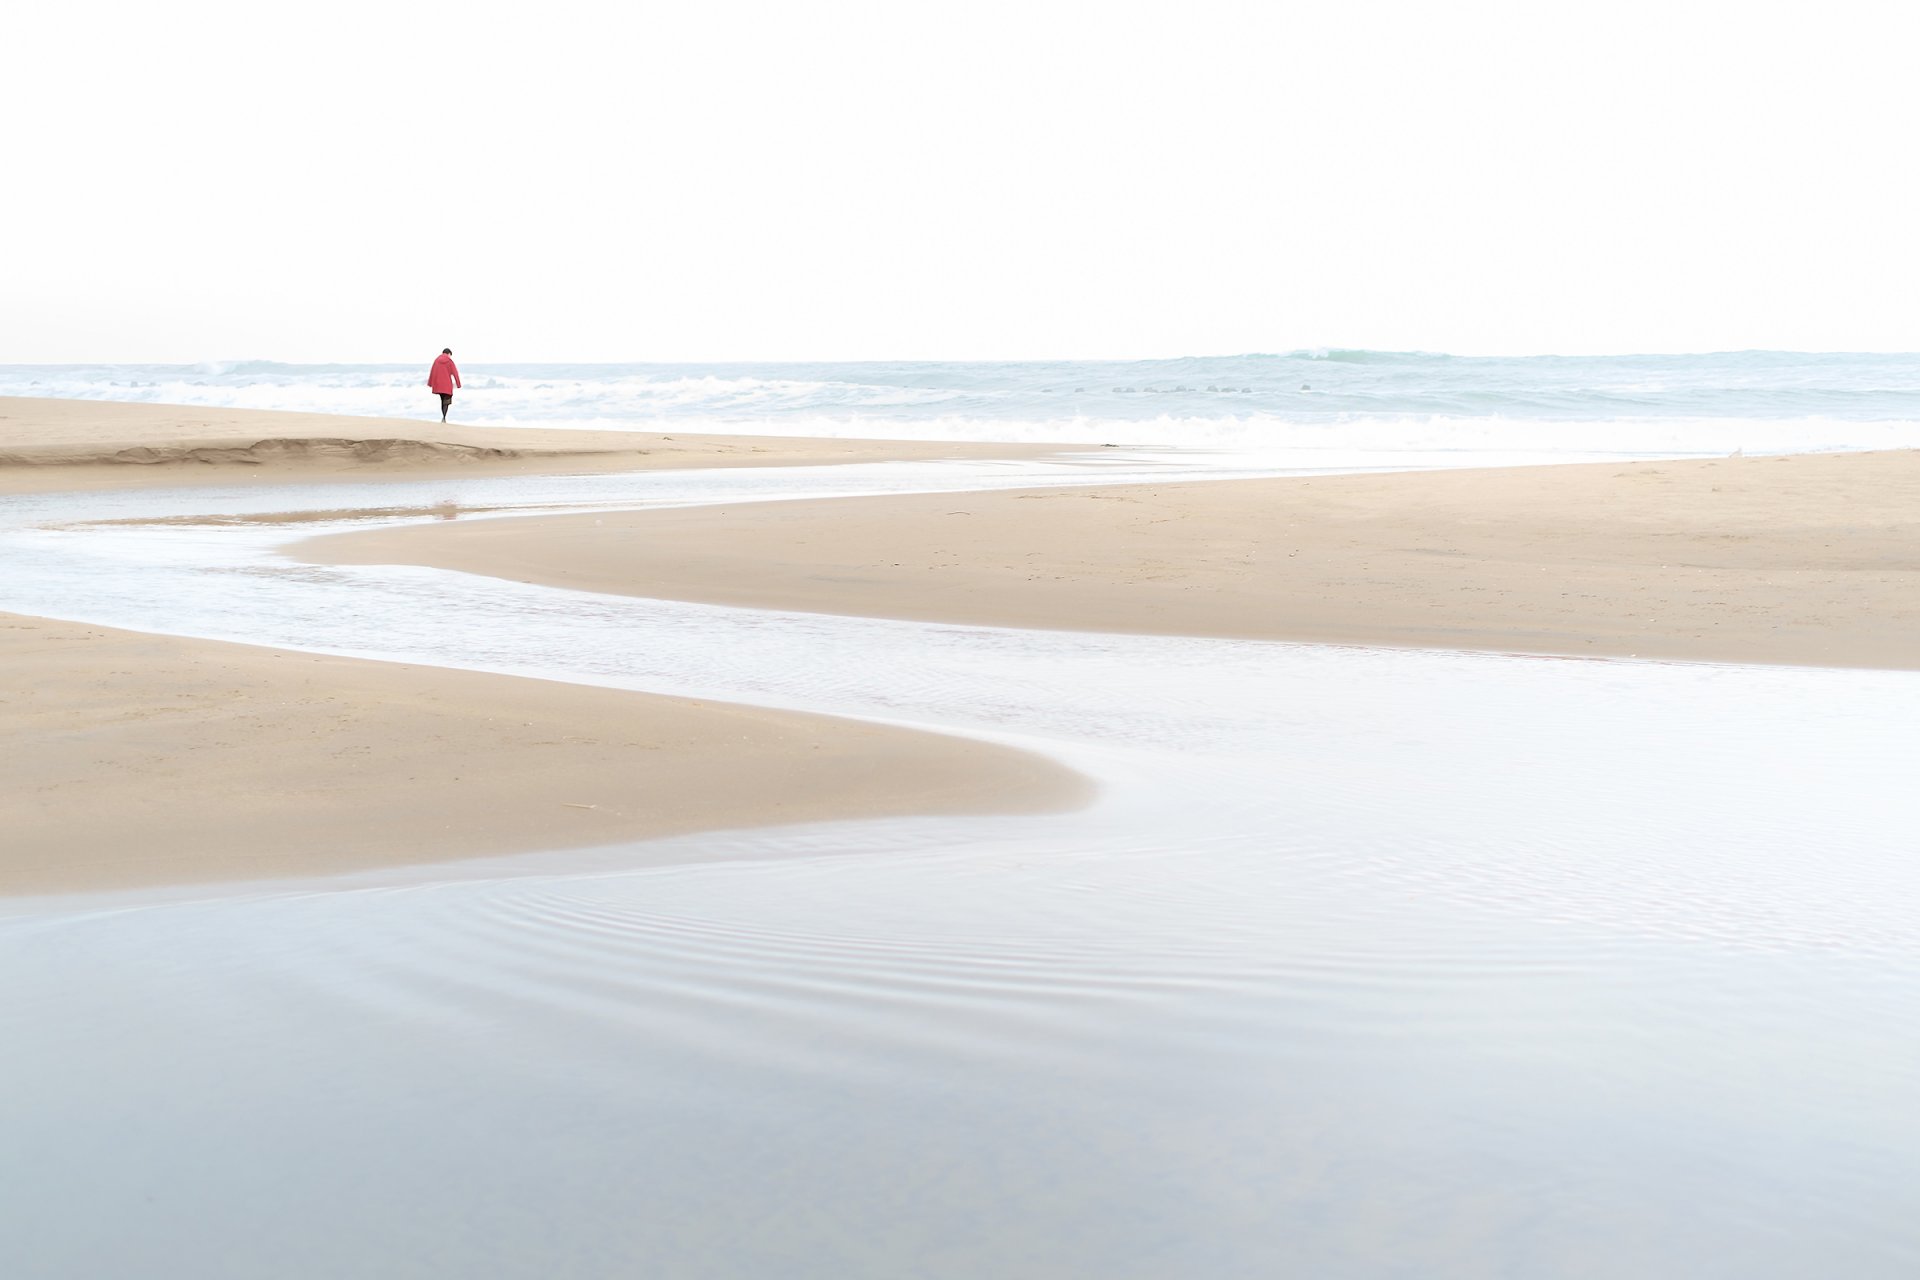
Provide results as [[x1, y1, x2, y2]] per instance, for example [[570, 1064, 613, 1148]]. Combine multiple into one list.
[[6, 352, 1919, 467], [2, 362, 1913, 461]]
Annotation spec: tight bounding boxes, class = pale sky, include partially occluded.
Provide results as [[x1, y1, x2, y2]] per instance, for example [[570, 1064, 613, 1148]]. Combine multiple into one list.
[[7, 0, 1919, 362]]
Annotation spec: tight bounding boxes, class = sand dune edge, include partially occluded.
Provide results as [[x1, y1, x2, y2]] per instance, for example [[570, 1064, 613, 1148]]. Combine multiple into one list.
[[0, 395, 1056, 493], [301, 448, 1920, 671], [0, 614, 1088, 897]]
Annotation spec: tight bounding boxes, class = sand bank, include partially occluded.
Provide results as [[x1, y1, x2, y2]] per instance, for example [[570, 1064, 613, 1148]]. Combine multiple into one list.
[[0, 614, 1085, 896], [0, 396, 1052, 494], [303, 449, 1920, 670]]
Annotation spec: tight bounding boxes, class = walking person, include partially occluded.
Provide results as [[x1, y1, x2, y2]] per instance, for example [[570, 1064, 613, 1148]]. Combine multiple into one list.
[[428, 348, 461, 422]]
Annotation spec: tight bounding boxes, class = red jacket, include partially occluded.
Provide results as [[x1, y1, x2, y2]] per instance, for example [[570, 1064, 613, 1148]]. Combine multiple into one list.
[[428, 353, 461, 395]]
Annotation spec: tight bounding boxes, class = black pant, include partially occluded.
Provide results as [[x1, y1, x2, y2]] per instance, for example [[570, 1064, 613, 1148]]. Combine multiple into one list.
[[438, 393, 453, 419]]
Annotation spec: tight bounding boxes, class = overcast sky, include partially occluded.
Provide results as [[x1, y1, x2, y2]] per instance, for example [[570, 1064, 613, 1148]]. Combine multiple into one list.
[[7, 0, 1918, 363]]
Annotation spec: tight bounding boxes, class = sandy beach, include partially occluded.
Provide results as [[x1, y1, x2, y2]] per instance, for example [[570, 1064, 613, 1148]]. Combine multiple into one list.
[[0, 396, 1084, 895], [9, 395, 1920, 1272], [305, 448, 1920, 671], [16, 7, 1920, 1264], [10, 394, 1915, 894], [0, 395, 1055, 494], [0, 612, 1083, 895]]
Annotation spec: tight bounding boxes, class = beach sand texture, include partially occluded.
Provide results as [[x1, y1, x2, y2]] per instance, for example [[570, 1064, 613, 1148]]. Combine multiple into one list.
[[0, 613, 1084, 895], [10, 395, 1915, 894], [305, 448, 1920, 671], [0, 397, 1076, 894], [0, 395, 1051, 493]]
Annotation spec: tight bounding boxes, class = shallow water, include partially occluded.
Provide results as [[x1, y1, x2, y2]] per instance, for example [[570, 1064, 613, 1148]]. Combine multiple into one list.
[[4, 452, 1919, 1278]]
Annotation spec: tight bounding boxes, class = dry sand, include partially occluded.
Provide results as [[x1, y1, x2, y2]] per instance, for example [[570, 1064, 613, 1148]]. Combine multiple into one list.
[[0, 613, 1085, 896], [0, 396, 1082, 896], [303, 449, 1920, 671], [0, 395, 1054, 494]]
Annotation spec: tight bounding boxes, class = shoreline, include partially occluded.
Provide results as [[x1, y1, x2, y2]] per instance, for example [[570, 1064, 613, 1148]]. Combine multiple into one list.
[[302, 448, 1920, 672], [0, 613, 1087, 897], [0, 396, 1084, 895], [11, 394, 1914, 895], [0, 395, 1061, 494]]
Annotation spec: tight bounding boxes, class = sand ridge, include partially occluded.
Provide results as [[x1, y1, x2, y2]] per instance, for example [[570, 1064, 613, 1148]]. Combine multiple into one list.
[[301, 448, 1920, 671], [12, 395, 1915, 897], [0, 395, 1058, 493], [0, 614, 1087, 896], [9, 436, 526, 468]]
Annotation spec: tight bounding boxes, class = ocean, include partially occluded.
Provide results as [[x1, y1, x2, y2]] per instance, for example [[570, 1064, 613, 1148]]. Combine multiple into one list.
[[4, 350, 1920, 454]]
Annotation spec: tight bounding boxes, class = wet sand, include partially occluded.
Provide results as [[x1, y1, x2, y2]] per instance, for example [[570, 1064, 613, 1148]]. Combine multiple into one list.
[[0, 395, 1056, 494], [0, 613, 1085, 896], [304, 449, 1920, 670]]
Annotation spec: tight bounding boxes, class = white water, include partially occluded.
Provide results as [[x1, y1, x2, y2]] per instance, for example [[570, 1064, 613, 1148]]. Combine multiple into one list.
[[3, 449, 1918, 1278], [7, 354, 1919, 455]]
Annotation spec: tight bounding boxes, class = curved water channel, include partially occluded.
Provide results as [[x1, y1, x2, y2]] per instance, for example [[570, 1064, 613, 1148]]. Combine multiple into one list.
[[3, 448, 1919, 1278]]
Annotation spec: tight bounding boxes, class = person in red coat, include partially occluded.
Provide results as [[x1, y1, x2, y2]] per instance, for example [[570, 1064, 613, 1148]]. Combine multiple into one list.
[[427, 348, 461, 422]]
